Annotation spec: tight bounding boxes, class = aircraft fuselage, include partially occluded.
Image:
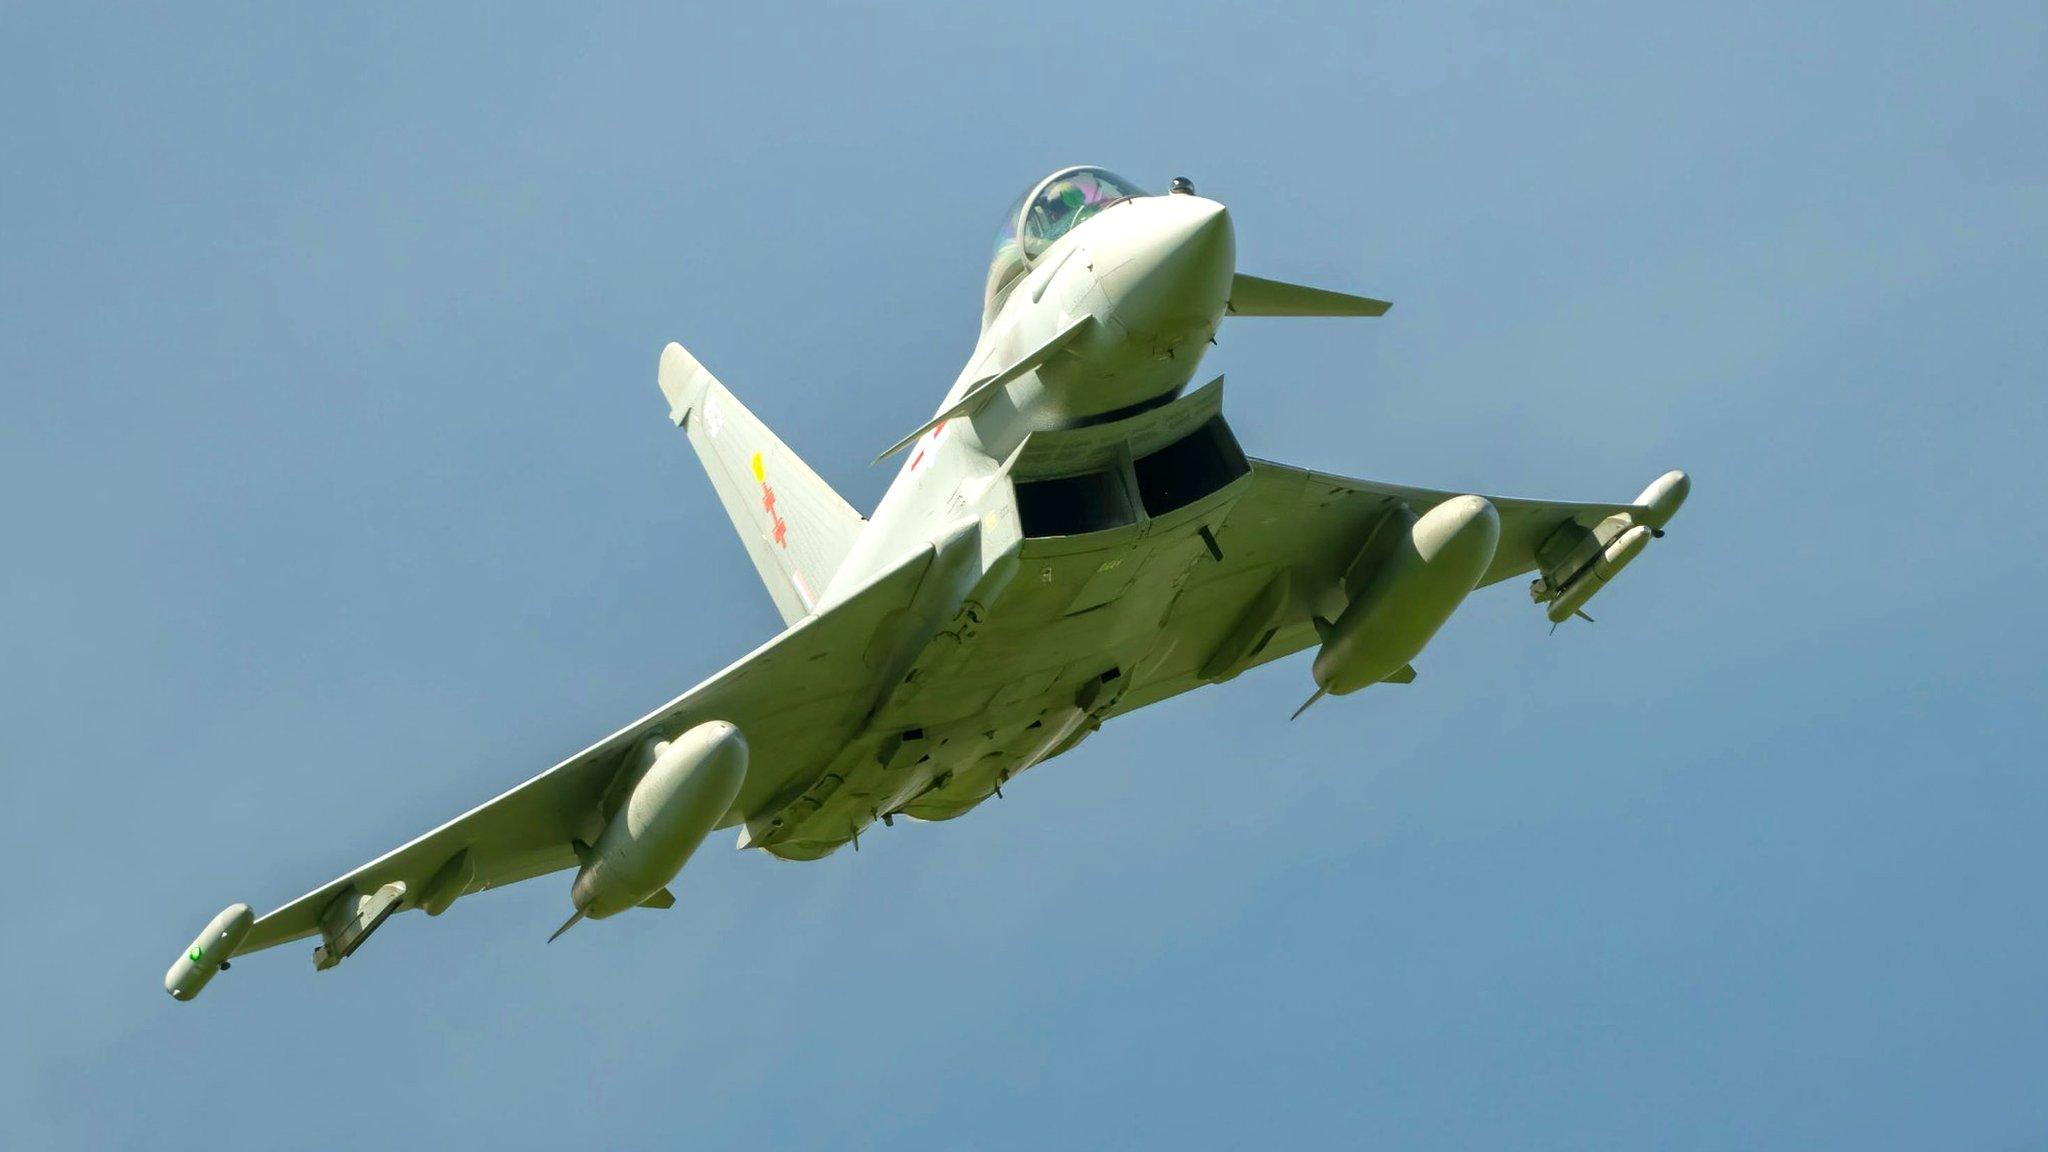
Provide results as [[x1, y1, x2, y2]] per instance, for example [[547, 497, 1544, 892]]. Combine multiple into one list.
[[751, 186, 1252, 857]]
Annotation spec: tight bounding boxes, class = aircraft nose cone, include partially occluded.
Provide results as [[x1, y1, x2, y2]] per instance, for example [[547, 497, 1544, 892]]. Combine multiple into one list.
[[1156, 197, 1233, 268], [1095, 196, 1235, 338]]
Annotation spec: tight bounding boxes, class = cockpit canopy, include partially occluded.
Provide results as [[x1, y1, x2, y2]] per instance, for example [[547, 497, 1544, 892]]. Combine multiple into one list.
[[986, 166, 1148, 324]]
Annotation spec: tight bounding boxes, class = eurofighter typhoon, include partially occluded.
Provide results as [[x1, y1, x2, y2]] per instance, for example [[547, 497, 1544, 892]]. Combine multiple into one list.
[[167, 167, 1689, 999]]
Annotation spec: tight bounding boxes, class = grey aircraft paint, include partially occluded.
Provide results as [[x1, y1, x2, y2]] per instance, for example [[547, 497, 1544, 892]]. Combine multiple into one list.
[[165, 167, 1688, 999]]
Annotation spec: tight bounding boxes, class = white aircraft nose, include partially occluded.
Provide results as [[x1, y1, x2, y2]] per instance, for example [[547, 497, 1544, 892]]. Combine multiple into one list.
[[1092, 195, 1235, 339]]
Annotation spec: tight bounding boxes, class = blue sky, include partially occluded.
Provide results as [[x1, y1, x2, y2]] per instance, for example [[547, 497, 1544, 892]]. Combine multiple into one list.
[[4, 3, 2044, 1147]]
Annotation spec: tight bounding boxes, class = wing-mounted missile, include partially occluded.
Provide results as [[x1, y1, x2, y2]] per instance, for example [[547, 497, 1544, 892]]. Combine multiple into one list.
[[1298, 495, 1501, 716], [1530, 470, 1690, 626], [552, 720, 749, 940], [1541, 525, 1649, 625], [164, 903, 254, 1001]]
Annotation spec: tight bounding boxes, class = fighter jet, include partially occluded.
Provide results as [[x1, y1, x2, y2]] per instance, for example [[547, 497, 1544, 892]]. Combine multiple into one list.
[[167, 166, 1689, 999]]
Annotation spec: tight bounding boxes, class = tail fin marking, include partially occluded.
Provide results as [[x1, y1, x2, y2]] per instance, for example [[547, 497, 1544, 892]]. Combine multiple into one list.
[[659, 342, 865, 624]]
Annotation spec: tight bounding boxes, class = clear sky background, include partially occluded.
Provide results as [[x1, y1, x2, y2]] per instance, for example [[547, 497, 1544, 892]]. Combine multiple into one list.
[[4, 3, 2044, 1148]]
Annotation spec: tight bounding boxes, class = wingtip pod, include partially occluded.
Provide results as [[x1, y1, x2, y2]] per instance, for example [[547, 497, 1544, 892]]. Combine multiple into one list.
[[164, 903, 254, 1002], [1633, 470, 1690, 531]]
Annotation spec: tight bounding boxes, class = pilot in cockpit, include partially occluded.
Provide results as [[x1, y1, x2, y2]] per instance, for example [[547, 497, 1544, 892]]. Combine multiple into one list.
[[985, 167, 1147, 327], [1024, 169, 1132, 255]]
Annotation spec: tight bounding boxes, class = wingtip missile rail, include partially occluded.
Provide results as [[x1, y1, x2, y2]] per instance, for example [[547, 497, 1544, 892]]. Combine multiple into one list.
[[1633, 470, 1691, 532], [1532, 470, 1690, 626], [1545, 524, 1650, 625]]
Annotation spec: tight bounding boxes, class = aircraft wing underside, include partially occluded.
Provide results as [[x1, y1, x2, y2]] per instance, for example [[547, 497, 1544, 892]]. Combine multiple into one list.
[[1102, 458, 1653, 716], [740, 448, 1667, 855], [229, 546, 937, 959], [1237, 458, 1643, 591]]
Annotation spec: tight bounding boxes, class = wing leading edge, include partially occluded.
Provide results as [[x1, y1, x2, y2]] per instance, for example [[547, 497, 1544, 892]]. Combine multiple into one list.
[[226, 545, 936, 961], [1239, 460, 1669, 590], [1103, 458, 1687, 716]]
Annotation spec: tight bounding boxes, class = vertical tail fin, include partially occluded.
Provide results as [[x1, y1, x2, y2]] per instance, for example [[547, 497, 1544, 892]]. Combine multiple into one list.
[[658, 342, 865, 624]]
